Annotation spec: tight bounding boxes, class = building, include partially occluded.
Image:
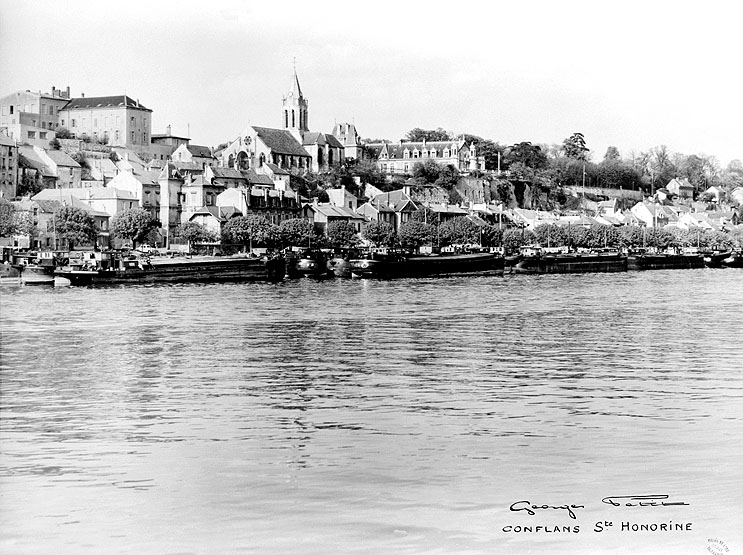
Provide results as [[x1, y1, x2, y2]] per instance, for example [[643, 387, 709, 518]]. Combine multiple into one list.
[[58, 94, 152, 156], [216, 187, 301, 226], [302, 200, 366, 233], [0, 86, 70, 145], [359, 188, 418, 231], [219, 69, 342, 174], [44, 149, 82, 188], [374, 139, 484, 175], [34, 186, 137, 219], [172, 144, 217, 168], [150, 125, 190, 162], [666, 177, 695, 199], [332, 122, 363, 161], [0, 131, 17, 198]]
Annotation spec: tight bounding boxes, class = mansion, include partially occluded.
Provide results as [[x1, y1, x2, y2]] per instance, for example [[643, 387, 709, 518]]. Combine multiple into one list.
[[369, 138, 485, 175]]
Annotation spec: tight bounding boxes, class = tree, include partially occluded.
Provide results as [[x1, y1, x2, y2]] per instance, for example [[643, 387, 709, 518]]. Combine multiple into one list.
[[112, 208, 158, 249], [222, 215, 273, 249], [410, 206, 440, 226], [438, 217, 481, 246], [397, 220, 434, 249], [278, 218, 316, 247], [53, 205, 98, 248], [55, 127, 73, 139], [326, 221, 359, 248], [412, 160, 443, 184], [405, 127, 452, 142], [172, 222, 218, 244], [361, 221, 396, 247], [562, 132, 589, 160], [0, 200, 15, 237], [507, 142, 548, 169], [502, 228, 534, 253], [604, 146, 620, 161]]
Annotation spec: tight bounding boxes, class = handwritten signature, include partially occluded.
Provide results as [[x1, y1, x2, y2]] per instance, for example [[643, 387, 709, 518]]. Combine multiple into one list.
[[510, 495, 689, 520], [601, 495, 689, 508]]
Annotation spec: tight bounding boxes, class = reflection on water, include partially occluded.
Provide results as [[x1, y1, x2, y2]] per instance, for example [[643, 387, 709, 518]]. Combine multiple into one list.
[[1, 271, 742, 554]]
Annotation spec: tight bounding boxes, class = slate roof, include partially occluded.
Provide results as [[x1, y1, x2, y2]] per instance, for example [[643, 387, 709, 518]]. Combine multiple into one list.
[[381, 140, 462, 159], [62, 95, 152, 112], [429, 203, 468, 216], [186, 145, 214, 158], [34, 187, 137, 201], [369, 189, 418, 212], [171, 161, 203, 172], [29, 190, 110, 217], [263, 162, 289, 175], [241, 169, 274, 186], [0, 133, 15, 147], [303, 132, 326, 146], [18, 147, 55, 177], [253, 126, 310, 157], [45, 149, 80, 168], [210, 167, 245, 180], [324, 134, 344, 149], [307, 203, 366, 220]]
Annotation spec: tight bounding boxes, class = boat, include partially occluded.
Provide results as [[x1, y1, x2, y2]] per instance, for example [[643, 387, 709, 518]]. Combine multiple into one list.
[[627, 251, 705, 271], [54, 252, 286, 285], [512, 246, 627, 274], [10, 251, 57, 286], [703, 251, 733, 268], [292, 250, 332, 278], [722, 251, 743, 268], [349, 250, 504, 279], [326, 253, 352, 278], [20, 264, 56, 286]]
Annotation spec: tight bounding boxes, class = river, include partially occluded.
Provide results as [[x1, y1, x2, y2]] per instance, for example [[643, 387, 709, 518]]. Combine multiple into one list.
[[1, 269, 742, 554]]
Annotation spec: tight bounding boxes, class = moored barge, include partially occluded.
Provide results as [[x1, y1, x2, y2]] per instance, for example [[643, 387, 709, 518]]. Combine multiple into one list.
[[350, 251, 504, 278], [512, 247, 627, 274]]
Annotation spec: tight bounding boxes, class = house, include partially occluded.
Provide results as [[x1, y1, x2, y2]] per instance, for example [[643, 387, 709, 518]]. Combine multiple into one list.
[[631, 201, 679, 228], [511, 208, 558, 229], [428, 203, 469, 223], [257, 162, 291, 192], [356, 202, 396, 229], [107, 168, 161, 221], [216, 186, 301, 226], [150, 125, 190, 162], [10, 198, 63, 249], [0, 131, 18, 198], [172, 144, 217, 168], [302, 200, 366, 233], [44, 149, 82, 188], [17, 145, 57, 192], [0, 85, 70, 145], [19, 193, 111, 248], [326, 186, 358, 210], [57, 94, 152, 157], [33, 187, 137, 220], [180, 174, 226, 223], [364, 188, 418, 230], [374, 138, 484, 175], [666, 178, 695, 199], [188, 206, 241, 236]]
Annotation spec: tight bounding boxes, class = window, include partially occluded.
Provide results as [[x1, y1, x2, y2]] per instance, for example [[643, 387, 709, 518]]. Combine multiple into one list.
[[72, 119, 76, 128], [82, 118, 87, 128], [49, 105, 54, 115], [27, 131, 36, 139], [61, 119, 65, 126], [115, 130, 119, 141], [444, 149, 450, 157], [403, 149, 409, 159], [39, 132, 47, 139], [41, 122, 46, 129], [131, 131, 135, 142], [32, 119, 36, 127], [413, 150, 419, 158], [9, 105, 13, 115]]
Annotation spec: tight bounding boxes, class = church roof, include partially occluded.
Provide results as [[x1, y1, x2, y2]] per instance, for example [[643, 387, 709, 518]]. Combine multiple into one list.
[[253, 126, 310, 157], [324, 134, 344, 149], [263, 162, 289, 176], [288, 70, 303, 98]]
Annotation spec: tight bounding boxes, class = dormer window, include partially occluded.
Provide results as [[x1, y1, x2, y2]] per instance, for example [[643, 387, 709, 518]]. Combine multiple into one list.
[[429, 149, 436, 157], [444, 149, 450, 157], [403, 149, 410, 159], [413, 149, 419, 158]]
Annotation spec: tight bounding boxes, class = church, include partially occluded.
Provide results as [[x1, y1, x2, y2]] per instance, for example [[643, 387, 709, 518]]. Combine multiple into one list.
[[220, 70, 345, 175]]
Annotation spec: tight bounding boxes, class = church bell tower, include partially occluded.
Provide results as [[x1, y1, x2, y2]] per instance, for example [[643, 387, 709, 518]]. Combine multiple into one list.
[[282, 64, 309, 141]]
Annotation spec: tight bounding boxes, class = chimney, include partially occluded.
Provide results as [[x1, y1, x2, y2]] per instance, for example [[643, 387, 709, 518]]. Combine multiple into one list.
[[81, 92, 85, 98], [66, 86, 70, 98], [52, 86, 56, 96], [166, 124, 171, 135]]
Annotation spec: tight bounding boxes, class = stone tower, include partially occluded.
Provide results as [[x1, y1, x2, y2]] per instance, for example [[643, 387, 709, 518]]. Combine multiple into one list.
[[282, 67, 308, 142]]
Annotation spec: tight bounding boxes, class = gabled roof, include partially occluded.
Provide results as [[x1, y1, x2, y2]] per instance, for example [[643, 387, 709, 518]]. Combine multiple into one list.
[[369, 189, 418, 212], [210, 167, 245, 180], [17, 146, 55, 177], [263, 162, 289, 175], [45, 149, 80, 168], [240, 169, 274, 186], [171, 160, 203, 172], [307, 203, 365, 220], [302, 132, 326, 146], [33, 186, 137, 201], [252, 126, 310, 157], [28, 190, 110, 217], [381, 140, 463, 159], [186, 145, 214, 158], [189, 205, 240, 222], [429, 203, 468, 215], [324, 133, 344, 149], [62, 95, 152, 112]]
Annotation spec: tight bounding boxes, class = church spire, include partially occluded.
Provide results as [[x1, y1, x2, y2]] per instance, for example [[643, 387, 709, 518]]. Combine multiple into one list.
[[283, 59, 309, 138]]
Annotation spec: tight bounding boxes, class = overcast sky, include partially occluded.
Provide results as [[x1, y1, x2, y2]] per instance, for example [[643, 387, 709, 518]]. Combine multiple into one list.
[[1, 0, 740, 165]]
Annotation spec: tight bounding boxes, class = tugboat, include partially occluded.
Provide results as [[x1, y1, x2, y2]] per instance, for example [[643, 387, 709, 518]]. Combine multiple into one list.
[[293, 249, 331, 278], [15, 251, 56, 286], [722, 250, 743, 268]]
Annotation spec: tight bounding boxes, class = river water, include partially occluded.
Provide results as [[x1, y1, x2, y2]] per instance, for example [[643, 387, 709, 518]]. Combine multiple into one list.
[[1, 270, 742, 554]]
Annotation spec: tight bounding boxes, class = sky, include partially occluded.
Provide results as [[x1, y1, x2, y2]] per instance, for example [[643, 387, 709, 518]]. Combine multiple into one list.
[[1, 0, 741, 165]]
